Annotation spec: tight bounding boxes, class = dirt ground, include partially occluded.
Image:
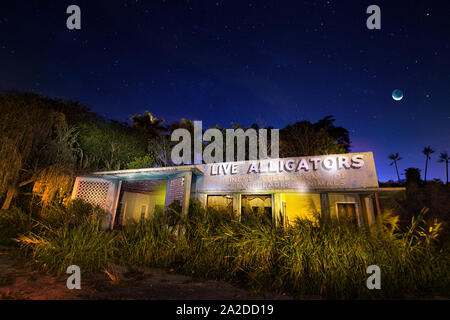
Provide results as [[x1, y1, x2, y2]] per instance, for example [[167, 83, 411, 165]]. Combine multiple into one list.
[[0, 246, 291, 300]]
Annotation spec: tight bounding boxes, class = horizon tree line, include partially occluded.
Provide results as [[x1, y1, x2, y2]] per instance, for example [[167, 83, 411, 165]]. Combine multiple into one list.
[[388, 147, 450, 185]]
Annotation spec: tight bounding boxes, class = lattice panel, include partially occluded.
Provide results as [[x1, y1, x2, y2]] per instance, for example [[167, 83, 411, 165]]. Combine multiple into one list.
[[75, 180, 111, 209], [166, 177, 184, 206]]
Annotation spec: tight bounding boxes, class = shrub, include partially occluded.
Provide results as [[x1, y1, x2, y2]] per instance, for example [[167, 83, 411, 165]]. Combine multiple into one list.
[[0, 207, 29, 245]]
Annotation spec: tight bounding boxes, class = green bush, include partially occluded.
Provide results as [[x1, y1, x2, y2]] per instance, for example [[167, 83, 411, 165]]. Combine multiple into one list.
[[0, 207, 29, 245]]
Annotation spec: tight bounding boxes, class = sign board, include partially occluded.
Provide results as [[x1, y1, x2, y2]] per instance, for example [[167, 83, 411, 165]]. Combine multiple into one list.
[[195, 152, 379, 192]]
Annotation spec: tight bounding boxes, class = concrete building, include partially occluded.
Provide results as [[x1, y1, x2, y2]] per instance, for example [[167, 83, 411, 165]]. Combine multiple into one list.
[[71, 152, 404, 229]]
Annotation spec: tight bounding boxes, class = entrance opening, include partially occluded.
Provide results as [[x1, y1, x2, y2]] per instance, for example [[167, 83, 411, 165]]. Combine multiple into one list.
[[207, 195, 233, 213], [241, 194, 272, 225], [114, 179, 166, 226], [336, 203, 358, 225], [206, 194, 234, 222]]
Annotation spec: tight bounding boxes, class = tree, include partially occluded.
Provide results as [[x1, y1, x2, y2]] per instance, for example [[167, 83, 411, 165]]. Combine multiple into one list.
[[388, 153, 402, 183], [422, 146, 435, 184], [438, 152, 450, 185], [0, 92, 79, 209], [280, 116, 350, 157], [126, 154, 158, 170], [130, 111, 166, 152], [404, 167, 421, 196], [77, 121, 147, 171], [147, 135, 173, 167], [314, 115, 351, 151]]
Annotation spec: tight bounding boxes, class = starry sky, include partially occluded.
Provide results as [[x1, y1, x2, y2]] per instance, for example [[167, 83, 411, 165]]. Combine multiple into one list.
[[1, 0, 449, 182]]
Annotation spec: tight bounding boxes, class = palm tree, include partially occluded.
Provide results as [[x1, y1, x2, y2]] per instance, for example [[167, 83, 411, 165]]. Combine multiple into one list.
[[130, 111, 165, 151], [438, 152, 450, 185], [388, 153, 402, 183], [422, 146, 435, 184]]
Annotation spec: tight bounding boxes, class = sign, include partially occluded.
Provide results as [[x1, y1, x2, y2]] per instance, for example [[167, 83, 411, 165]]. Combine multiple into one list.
[[195, 152, 379, 192]]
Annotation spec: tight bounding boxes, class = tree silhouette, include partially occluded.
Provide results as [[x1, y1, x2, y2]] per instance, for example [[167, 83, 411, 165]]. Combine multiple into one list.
[[422, 146, 435, 184], [279, 116, 350, 157], [130, 111, 166, 151], [388, 153, 402, 183], [438, 152, 450, 185]]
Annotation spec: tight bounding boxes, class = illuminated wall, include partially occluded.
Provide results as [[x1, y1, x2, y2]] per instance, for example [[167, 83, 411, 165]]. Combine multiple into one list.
[[121, 185, 166, 223], [280, 193, 321, 225]]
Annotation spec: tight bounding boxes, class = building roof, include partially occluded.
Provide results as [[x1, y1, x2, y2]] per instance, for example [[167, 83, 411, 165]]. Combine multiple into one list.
[[90, 164, 204, 180]]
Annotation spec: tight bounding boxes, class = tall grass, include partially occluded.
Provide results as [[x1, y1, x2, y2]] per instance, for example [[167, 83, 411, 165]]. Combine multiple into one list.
[[18, 215, 117, 275], [1, 199, 449, 298], [0, 207, 28, 245], [113, 201, 449, 298], [14, 200, 117, 275]]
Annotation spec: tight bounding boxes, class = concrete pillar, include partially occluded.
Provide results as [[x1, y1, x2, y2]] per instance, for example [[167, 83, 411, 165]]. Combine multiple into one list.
[[362, 195, 376, 226], [273, 193, 282, 226], [181, 172, 192, 216], [320, 193, 330, 225], [232, 193, 240, 219], [109, 180, 122, 230], [373, 192, 381, 218]]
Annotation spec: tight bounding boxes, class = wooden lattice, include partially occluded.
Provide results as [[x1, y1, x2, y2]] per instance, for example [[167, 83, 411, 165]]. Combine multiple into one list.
[[75, 180, 110, 209]]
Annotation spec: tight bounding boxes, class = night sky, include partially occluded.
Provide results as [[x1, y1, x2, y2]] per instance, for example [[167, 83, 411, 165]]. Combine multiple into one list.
[[1, 0, 449, 182]]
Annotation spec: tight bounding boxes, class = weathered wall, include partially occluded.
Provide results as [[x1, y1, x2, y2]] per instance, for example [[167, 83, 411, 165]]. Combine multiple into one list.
[[121, 189, 165, 223], [195, 152, 378, 193], [281, 193, 321, 225]]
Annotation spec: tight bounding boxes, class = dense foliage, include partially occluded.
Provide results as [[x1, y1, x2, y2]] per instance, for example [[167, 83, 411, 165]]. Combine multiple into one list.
[[0, 91, 350, 210], [0, 200, 447, 299]]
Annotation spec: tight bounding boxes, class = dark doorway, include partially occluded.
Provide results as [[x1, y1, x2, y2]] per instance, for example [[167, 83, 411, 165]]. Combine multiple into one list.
[[336, 203, 358, 225], [241, 194, 273, 225]]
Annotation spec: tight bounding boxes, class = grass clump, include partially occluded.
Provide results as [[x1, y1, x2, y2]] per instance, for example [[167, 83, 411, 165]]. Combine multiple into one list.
[[12, 200, 117, 275]]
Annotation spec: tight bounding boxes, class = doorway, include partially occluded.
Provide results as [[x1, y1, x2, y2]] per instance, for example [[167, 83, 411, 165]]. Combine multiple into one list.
[[240, 194, 273, 225], [336, 202, 358, 225], [114, 179, 166, 226]]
